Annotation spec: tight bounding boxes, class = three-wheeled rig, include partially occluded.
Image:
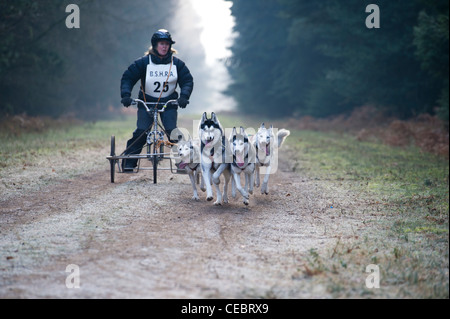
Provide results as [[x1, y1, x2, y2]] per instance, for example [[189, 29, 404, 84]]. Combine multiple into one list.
[[107, 99, 183, 184]]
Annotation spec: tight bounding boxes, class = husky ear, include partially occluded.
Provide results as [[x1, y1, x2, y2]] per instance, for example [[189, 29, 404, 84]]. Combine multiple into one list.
[[228, 127, 236, 143], [230, 127, 237, 140], [211, 112, 218, 123], [178, 134, 185, 142], [201, 112, 207, 124], [211, 112, 224, 132], [240, 126, 246, 135], [242, 126, 250, 139], [261, 123, 265, 129]]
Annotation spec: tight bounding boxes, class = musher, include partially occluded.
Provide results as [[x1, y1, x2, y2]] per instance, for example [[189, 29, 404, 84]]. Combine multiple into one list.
[[120, 29, 194, 172]]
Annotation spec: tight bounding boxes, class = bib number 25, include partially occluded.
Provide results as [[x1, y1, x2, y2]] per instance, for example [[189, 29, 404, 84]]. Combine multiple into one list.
[[154, 81, 169, 93]]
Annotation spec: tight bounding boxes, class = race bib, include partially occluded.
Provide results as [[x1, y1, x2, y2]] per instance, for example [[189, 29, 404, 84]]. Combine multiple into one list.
[[145, 56, 178, 98]]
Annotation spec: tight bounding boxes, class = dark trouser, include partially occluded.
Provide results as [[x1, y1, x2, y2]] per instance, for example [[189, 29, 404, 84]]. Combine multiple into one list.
[[122, 106, 178, 169]]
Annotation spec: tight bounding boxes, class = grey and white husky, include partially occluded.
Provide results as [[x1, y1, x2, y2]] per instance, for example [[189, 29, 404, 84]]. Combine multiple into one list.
[[229, 127, 256, 205], [198, 112, 232, 205], [253, 123, 290, 195], [176, 135, 205, 201]]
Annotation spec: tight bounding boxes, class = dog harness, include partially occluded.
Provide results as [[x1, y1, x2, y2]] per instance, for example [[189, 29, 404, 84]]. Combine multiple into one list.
[[145, 56, 178, 98], [254, 136, 270, 166], [201, 136, 227, 165], [232, 155, 251, 169], [232, 136, 251, 169]]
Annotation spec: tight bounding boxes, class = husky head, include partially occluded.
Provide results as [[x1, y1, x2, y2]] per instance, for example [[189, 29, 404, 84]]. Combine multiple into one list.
[[176, 134, 198, 169], [230, 127, 252, 168], [255, 123, 273, 156], [177, 134, 191, 159], [199, 112, 223, 148]]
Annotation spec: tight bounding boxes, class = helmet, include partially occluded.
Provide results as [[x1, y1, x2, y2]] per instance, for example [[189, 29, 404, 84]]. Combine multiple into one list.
[[151, 29, 176, 48]]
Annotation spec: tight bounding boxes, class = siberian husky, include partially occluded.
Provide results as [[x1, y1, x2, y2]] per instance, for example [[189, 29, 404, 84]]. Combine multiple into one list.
[[198, 112, 232, 205], [229, 127, 256, 205], [253, 124, 290, 195], [176, 135, 205, 201]]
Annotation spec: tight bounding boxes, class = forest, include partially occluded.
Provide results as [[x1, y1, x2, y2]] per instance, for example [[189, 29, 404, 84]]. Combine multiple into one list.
[[0, 0, 449, 123], [0, 0, 177, 119], [226, 0, 449, 121]]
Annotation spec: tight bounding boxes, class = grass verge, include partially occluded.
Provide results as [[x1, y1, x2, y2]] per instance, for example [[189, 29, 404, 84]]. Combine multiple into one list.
[[0, 116, 135, 171], [285, 130, 449, 298]]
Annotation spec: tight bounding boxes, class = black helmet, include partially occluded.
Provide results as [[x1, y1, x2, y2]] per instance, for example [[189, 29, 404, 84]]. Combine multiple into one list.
[[151, 29, 176, 48]]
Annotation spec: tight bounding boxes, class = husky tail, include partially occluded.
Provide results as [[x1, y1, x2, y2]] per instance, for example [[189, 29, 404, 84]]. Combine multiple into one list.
[[277, 129, 291, 148]]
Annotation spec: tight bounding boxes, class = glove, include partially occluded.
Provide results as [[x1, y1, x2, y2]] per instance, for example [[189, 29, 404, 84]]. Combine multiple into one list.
[[177, 96, 189, 109], [121, 96, 133, 107]]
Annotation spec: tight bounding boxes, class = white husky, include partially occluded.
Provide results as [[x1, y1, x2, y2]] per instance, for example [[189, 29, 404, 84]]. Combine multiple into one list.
[[229, 127, 256, 205], [253, 123, 290, 195], [199, 112, 232, 205], [176, 135, 205, 201]]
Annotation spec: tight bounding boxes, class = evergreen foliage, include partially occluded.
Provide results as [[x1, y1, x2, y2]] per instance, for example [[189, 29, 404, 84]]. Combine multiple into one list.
[[0, 0, 176, 118], [227, 0, 449, 121]]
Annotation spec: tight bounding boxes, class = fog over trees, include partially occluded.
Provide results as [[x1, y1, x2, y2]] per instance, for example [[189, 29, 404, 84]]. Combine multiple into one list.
[[1, 0, 448, 123], [227, 0, 448, 121], [0, 0, 213, 119]]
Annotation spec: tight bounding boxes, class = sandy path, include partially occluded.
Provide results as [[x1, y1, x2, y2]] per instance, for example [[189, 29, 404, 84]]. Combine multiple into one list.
[[0, 143, 369, 299]]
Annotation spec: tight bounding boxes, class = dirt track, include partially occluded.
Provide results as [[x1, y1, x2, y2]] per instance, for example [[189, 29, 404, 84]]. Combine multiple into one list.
[[0, 140, 378, 299]]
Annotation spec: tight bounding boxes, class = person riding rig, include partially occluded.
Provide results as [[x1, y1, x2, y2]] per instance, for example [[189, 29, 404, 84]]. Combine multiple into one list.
[[120, 29, 194, 172]]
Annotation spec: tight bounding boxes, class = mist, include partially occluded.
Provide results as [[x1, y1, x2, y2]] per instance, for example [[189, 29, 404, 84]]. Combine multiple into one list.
[[0, 0, 236, 119], [171, 0, 237, 114]]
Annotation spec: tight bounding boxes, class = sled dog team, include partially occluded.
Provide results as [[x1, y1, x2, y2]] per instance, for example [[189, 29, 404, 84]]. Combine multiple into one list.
[[176, 112, 290, 206]]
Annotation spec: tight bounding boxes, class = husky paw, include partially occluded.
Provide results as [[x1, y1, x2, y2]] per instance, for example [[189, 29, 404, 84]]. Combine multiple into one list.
[[192, 195, 200, 201], [207, 196, 214, 201], [223, 195, 229, 204], [243, 198, 249, 206], [241, 191, 250, 205], [214, 200, 222, 206], [261, 184, 269, 195]]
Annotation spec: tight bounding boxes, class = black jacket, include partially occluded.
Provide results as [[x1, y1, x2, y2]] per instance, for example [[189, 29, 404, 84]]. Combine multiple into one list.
[[121, 52, 194, 107]]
